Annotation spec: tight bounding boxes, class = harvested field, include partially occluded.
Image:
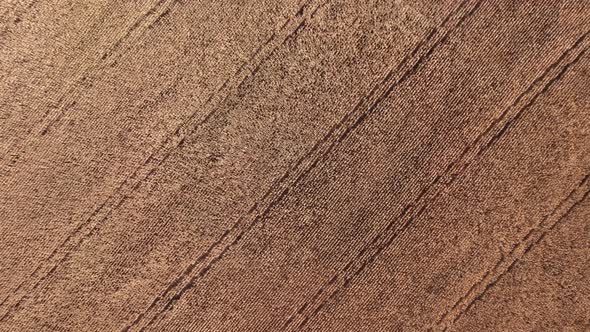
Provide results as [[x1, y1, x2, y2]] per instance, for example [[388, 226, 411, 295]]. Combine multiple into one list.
[[0, 0, 589, 331]]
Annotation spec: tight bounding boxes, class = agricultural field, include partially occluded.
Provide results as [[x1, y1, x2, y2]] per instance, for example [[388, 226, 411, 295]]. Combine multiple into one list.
[[0, 0, 588, 331]]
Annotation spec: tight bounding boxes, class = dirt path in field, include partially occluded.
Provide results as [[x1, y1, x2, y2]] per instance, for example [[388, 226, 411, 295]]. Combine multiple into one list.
[[1, 1, 588, 331]]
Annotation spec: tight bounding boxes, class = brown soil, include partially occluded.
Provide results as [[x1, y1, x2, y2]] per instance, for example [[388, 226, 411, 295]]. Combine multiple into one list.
[[1, 0, 588, 331]]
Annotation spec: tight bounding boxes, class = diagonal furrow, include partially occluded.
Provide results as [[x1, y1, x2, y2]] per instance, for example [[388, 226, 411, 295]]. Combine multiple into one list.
[[0, 0, 322, 323], [0, 0, 178, 171], [435, 173, 590, 331], [120, 0, 480, 331], [282, 25, 590, 332]]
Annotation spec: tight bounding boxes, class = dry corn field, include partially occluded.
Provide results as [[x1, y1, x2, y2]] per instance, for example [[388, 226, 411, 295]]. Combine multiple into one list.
[[1, 0, 589, 331]]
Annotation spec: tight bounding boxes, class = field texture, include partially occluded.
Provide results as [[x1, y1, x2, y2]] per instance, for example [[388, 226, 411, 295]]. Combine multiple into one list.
[[1, 0, 589, 331]]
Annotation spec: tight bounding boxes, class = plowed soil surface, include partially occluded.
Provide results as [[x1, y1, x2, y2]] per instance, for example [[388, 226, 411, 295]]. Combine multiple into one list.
[[1, 0, 589, 331]]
